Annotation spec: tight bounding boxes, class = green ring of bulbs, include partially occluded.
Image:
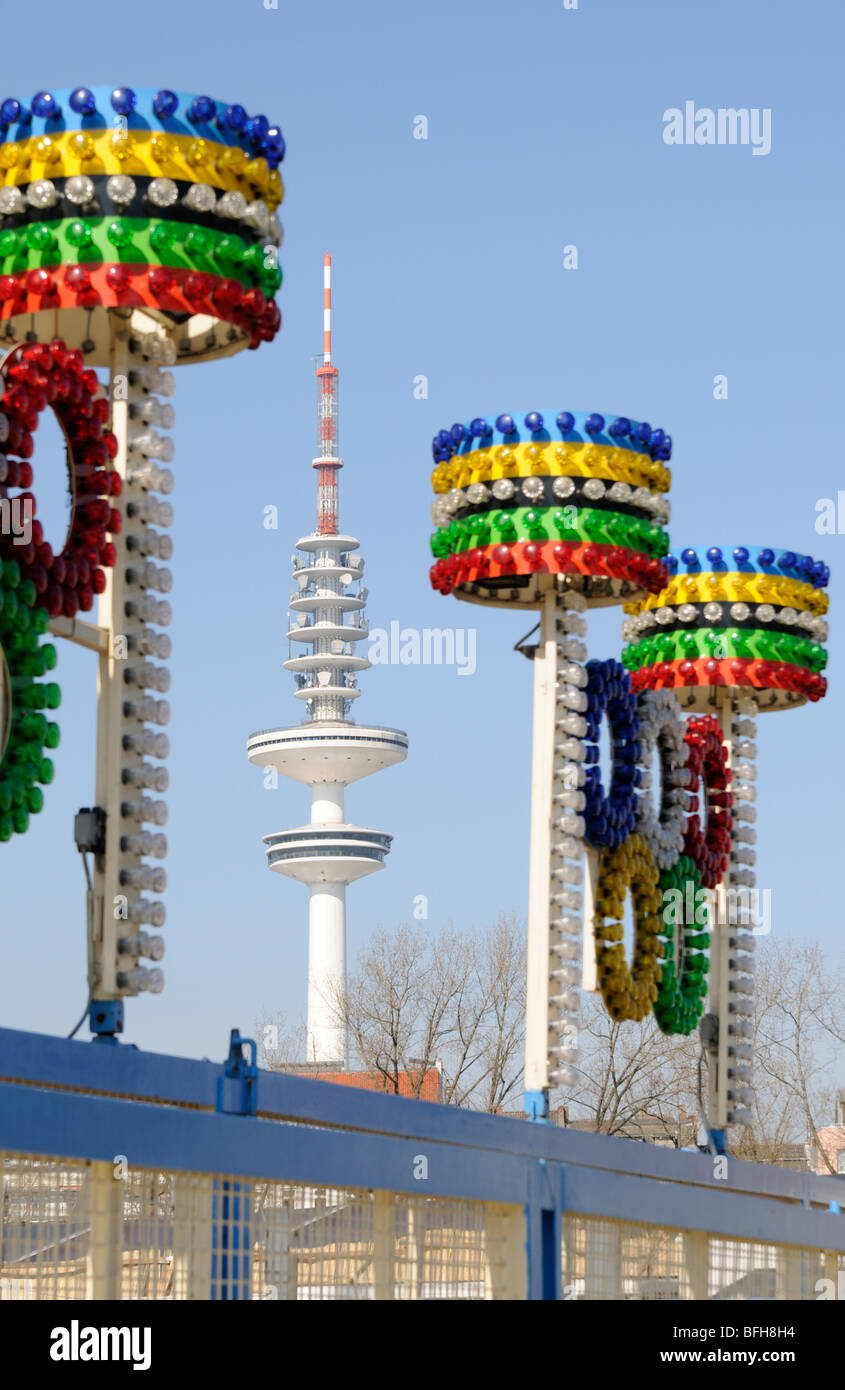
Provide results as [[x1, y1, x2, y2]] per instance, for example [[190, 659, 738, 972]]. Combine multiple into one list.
[[0, 559, 61, 842]]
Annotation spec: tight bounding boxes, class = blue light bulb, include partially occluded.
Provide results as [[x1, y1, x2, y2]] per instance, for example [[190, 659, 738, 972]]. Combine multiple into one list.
[[31, 91, 60, 119], [666, 554, 679, 572], [556, 411, 575, 433], [437, 430, 451, 448], [469, 417, 489, 438], [780, 551, 797, 569], [585, 413, 605, 433], [495, 414, 515, 434], [635, 422, 652, 445], [0, 98, 25, 125], [524, 412, 544, 432], [650, 428, 665, 451], [759, 548, 775, 565], [153, 90, 179, 118], [223, 103, 247, 132], [706, 547, 723, 563], [69, 88, 96, 116], [188, 95, 216, 124], [449, 423, 466, 445], [681, 548, 698, 566], [245, 113, 270, 146], [733, 546, 749, 563], [111, 88, 136, 116], [610, 416, 631, 437]]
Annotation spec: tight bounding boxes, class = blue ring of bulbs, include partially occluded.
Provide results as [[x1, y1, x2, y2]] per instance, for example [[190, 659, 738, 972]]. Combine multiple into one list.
[[583, 659, 641, 850], [667, 546, 829, 589], [430, 412, 672, 464], [0, 87, 286, 169]]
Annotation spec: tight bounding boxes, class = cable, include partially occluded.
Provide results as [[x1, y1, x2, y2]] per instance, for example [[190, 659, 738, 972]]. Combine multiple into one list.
[[68, 848, 93, 1037]]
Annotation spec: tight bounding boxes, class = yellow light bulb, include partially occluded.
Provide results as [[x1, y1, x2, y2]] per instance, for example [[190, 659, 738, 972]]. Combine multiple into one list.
[[244, 157, 268, 189], [151, 134, 175, 164], [110, 130, 133, 159], [69, 132, 95, 161], [187, 138, 210, 167], [217, 145, 246, 175], [0, 143, 20, 169], [267, 169, 283, 203]]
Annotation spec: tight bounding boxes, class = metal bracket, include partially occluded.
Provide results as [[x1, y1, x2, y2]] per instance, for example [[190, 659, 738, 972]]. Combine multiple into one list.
[[216, 1029, 258, 1116], [88, 999, 124, 1043]]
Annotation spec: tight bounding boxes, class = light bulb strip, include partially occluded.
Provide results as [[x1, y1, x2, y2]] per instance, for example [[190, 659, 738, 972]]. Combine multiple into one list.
[[628, 655, 826, 703], [593, 833, 663, 1023], [0, 182, 282, 244], [431, 538, 669, 598], [623, 627, 826, 673], [724, 696, 758, 1126], [653, 854, 710, 1036], [0, 217, 282, 295], [623, 600, 826, 640], [432, 440, 669, 496], [0, 557, 59, 841], [431, 505, 669, 561]]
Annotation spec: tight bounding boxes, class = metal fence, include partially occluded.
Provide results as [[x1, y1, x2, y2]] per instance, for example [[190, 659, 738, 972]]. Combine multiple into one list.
[[0, 1027, 842, 1300]]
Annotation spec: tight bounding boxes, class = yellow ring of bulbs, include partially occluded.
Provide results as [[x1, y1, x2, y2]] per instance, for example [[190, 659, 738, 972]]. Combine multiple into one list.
[[0, 130, 283, 208], [624, 571, 828, 617], [593, 833, 664, 1023], [432, 441, 670, 496]]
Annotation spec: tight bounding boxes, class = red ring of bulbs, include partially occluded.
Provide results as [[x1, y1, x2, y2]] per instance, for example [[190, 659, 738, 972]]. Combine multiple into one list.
[[682, 715, 733, 889], [0, 339, 118, 617]]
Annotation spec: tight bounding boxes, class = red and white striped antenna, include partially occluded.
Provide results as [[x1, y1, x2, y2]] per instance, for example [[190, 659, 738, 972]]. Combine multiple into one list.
[[313, 253, 342, 534]]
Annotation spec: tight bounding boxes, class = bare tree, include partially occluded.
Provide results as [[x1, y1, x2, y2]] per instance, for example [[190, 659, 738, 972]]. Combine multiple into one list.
[[554, 993, 700, 1140], [734, 940, 845, 1171], [332, 914, 526, 1111], [255, 1007, 305, 1070]]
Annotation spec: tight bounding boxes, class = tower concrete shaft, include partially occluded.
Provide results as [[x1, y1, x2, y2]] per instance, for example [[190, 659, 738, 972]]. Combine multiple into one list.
[[248, 256, 407, 1065]]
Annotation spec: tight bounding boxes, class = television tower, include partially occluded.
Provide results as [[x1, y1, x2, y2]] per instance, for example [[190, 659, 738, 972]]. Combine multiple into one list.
[[247, 256, 408, 1065]]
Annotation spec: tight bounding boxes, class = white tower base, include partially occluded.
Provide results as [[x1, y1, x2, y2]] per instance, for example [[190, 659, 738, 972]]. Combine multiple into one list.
[[307, 882, 347, 1064]]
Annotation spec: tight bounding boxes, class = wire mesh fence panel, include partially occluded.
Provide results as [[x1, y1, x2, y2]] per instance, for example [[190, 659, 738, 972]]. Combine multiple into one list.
[[1, 1153, 90, 1300], [563, 1214, 837, 1301]]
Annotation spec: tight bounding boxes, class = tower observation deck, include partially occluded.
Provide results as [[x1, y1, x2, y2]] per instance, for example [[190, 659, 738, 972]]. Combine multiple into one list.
[[247, 256, 408, 1065]]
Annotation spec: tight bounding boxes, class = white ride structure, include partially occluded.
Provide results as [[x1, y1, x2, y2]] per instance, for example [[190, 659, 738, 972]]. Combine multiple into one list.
[[247, 256, 407, 1065]]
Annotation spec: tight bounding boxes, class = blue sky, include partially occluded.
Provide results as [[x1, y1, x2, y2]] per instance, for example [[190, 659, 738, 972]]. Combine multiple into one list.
[[2, 0, 843, 1060]]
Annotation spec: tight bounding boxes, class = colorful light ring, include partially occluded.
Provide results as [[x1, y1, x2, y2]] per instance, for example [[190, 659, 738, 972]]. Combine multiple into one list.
[[431, 411, 673, 465], [622, 547, 831, 711], [430, 539, 669, 598], [0, 88, 285, 170], [0, 265, 280, 349], [654, 856, 710, 1036], [628, 571, 828, 616], [666, 545, 829, 590], [0, 556, 60, 841], [634, 690, 689, 870], [0, 132, 283, 208], [593, 833, 663, 1022], [582, 659, 641, 850], [0, 218, 282, 298], [682, 715, 732, 889], [0, 89, 284, 360], [432, 441, 670, 496], [431, 504, 669, 562], [0, 339, 119, 617], [0, 180, 282, 246], [428, 411, 673, 609]]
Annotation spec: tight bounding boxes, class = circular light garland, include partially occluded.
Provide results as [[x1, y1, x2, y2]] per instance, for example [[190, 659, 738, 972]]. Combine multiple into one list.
[[0, 339, 118, 617], [0, 88, 284, 355], [682, 715, 732, 889], [428, 411, 673, 607], [654, 855, 710, 1036], [0, 556, 60, 841], [582, 658, 640, 849], [633, 689, 689, 869], [593, 832, 663, 1022], [0, 216, 283, 298]]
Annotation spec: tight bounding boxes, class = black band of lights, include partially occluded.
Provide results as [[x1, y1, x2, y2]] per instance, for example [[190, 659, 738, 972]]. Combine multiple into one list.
[[0, 176, 280, 247], [446, 476, 665, 524], [0, 557, 60, 841], [654, 856, 710, 1036], [633, 689, 689, 870], [583, 659, 641, 850], [593, 833, 663, 1022], [626, 601, 825, 641]]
